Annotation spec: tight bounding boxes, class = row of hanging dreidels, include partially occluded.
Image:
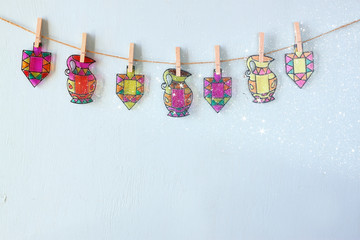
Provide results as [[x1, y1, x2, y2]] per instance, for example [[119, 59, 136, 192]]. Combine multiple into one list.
[[21, 19, 313, 117]]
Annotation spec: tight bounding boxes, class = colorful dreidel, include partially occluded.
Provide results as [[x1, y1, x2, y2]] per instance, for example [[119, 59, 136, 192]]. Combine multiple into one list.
[[21, 18, 51, 87], [161, 47, 193, 117], [116, 43, 145, 110], [245, 33, 277, 103], [204, 45, 232, 113], [65, 33, 96, 104], [285, 22, 314, 88]]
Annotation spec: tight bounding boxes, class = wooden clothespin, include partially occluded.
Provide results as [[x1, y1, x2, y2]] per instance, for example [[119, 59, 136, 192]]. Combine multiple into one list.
[[34, 18, 42, 48], [215, 45, 221, 75], [80, 33, 87, 63], [294, 22, 303, 53], [259, 32, 264, 63], [176, 47, 181, 76], [128, 43, 134, 72]]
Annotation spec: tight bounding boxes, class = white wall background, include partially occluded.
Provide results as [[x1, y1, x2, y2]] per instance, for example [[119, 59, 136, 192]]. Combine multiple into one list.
[[0, 0, 360, 239]]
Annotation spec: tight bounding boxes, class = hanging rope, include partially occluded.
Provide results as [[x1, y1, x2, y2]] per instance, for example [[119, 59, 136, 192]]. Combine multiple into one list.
[[1, 16, 359, 65]]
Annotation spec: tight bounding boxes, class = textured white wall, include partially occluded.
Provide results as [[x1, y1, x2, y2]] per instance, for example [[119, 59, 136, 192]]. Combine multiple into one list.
[[0, 0, 360, 239]]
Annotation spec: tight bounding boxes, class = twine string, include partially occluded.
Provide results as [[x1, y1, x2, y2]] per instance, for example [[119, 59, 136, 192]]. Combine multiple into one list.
[[1, 17, 359, 65]]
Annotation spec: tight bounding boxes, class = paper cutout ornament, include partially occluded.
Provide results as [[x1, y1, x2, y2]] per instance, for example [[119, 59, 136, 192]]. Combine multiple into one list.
[[65, 55, 96, 104], [161, 68, 192, 117], [116, 66, 145, 110], [21, 43, 51, 87], [285, 46, 314, 88], [204, 69, 232, 113], [245, 55, 277, 103]]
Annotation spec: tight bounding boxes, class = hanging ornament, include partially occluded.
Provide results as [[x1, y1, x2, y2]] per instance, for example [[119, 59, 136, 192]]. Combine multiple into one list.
[[65, 33, 96, 104], [204, 45, 232, 113], [285, 22, 314, 88], [21, 18, 51, 87], [204, 70, 232, 112], [116, 43, 145, 110], [162, 68, 192, 117], [245, 32, 277, 103], [116, 67, 145, 110], [161, 47, 193, 117]]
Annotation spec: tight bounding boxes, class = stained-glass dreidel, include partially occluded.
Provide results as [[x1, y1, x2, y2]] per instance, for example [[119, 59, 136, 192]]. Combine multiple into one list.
[[21, 18, 51, 87], [116, 43, 145, 110], [285, 22, 314, 88], [204, 45, 232, 112]]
